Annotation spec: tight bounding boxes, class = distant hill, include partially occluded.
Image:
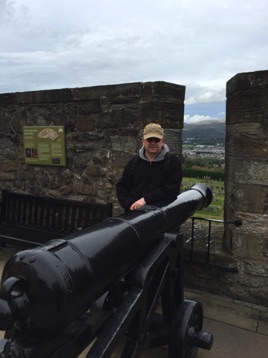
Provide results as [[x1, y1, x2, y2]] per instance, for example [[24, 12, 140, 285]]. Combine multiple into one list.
[[183, 120, 225, 145]]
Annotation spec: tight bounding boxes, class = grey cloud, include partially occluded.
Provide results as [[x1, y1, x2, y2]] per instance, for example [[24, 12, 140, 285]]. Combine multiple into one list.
[[0, 0, 267, 124]]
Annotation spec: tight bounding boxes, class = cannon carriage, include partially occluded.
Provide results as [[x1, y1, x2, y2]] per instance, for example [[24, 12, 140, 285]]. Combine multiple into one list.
[[0, 184, 213, 358]]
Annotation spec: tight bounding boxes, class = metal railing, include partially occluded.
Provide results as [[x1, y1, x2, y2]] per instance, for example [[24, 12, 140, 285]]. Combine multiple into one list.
[[186, 216, 242, 271]]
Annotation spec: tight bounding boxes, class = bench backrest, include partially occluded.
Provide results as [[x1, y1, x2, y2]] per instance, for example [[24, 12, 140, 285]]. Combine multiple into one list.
[[0, 191, 113, 234]]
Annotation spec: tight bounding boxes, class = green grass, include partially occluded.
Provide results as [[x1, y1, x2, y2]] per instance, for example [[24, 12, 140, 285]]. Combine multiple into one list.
[[182, 176, 224, 220]]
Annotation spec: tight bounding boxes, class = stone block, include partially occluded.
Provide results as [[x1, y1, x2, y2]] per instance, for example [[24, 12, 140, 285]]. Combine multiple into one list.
[[97, 108, 137, 129], [228, 223, 268, 259], [139, 100, 183, 127], [0, 172, 16, 181], [0, 112, 6, 132], [78, 100, 101, 114], [73, 180, 97, 196], [111, 135, 137, 153], [141, 81, 185, 99], [225, 159, 268, 186], [227, 70, 268, 95], [73, 82, 142, 101], [225, 123, 268, 157], [225, 182, 264, 213], [76, 115, 96, 131], [0, 160, 18, 172], [226, 89, 268, 124]]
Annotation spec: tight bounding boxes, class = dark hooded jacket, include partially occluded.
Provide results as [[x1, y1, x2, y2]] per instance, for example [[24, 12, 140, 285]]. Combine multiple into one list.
[[116, 144, 182, 211]]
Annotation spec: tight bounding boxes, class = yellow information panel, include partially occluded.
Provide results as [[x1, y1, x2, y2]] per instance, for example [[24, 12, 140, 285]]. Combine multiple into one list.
[[23, 126, 66, 166]]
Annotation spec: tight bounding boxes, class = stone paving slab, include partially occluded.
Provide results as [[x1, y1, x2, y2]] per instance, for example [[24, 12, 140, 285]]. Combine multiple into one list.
[[185, 289, 268, 334], [197, 318, 268, 358], [80, 316, 268, 358]]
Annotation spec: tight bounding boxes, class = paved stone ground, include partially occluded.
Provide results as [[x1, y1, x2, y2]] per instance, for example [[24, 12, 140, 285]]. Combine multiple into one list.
[[187, 289, 268, 358]]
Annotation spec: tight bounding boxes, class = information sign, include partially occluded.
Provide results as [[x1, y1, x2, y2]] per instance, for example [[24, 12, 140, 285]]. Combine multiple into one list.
[[23, 126, 66, 166]]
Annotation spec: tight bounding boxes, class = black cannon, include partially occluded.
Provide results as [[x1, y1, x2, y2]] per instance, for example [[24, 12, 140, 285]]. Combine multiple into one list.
[[0, 184, 213, 358]]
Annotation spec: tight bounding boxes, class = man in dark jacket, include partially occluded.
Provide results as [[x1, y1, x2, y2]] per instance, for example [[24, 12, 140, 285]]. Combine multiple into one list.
[[116, 123, 182, 211]]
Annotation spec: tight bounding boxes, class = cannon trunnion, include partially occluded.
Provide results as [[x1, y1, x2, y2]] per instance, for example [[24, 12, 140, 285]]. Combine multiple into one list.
[[0, 184, 213, 357]]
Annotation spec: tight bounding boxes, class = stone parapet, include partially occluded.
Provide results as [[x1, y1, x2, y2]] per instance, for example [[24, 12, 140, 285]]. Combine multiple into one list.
[[0, 81, 185, 216]]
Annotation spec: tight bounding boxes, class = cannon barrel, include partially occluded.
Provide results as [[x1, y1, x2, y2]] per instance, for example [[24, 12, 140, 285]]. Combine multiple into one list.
[[0, 184, 212, 337]]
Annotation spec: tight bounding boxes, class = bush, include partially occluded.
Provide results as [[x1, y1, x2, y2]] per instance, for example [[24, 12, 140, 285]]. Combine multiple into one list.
[[182, 167, 224, 181]]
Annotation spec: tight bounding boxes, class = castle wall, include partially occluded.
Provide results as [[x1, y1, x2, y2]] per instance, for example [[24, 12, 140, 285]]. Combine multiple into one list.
[[2, 74, 268, 307], [224, 70, 268, 304], [0, 81, 185, 216]]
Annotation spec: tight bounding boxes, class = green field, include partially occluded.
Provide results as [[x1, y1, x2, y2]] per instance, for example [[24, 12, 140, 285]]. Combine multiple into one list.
[[181, 174, 224, 220], [182, 167, 224, 181]]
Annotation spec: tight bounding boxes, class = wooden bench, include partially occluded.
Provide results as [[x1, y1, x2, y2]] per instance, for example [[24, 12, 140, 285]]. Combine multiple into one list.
[[0, 190, 113, 247]]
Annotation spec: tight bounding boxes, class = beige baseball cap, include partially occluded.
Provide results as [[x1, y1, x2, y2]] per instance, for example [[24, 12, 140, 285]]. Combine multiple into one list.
[[143, 123, 164, 139]]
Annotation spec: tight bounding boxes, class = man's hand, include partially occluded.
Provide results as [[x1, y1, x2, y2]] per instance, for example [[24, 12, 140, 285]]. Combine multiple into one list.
[[130, 198, 146, 210]]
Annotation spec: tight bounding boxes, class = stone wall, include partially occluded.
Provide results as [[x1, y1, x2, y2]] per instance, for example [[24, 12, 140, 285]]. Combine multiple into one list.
[[224, 70, 268, 305], [2, 74, 268, 307], [0, 81, 185, 215]]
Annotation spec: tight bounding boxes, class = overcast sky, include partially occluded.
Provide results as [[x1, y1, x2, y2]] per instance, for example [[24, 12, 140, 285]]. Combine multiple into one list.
[[1, 0, 267, 123]]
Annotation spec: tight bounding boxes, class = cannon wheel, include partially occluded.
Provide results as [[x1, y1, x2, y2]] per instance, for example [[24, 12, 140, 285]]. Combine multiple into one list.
[[169, 299, 203, 358]]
